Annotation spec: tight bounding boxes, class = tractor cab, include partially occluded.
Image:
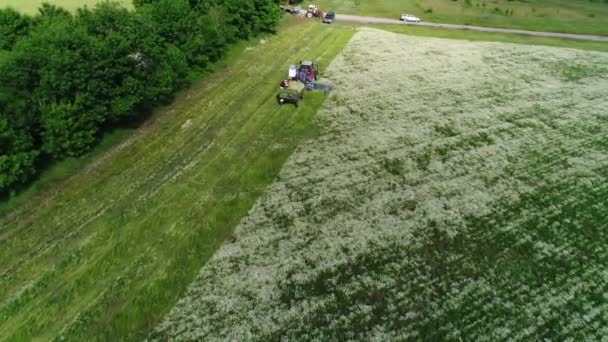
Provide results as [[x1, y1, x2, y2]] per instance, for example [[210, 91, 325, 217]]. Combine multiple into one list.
[[296, 60, 319, 82]]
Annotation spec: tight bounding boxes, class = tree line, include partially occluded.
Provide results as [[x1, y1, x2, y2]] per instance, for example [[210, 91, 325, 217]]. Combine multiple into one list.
[[0, 0, 282, 195]]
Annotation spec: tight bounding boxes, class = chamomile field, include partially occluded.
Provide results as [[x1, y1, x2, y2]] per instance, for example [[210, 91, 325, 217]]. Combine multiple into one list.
[[155, 28, 608, 340]]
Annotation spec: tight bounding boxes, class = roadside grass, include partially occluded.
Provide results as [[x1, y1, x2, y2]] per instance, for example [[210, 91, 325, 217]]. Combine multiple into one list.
[[315, 0, 608, 35], [0, 20, 354, 341], [0, 0, 132, 13], [365, 23, 608, 53]]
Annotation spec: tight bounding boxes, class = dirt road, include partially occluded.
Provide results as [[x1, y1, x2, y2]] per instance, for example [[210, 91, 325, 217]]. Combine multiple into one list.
[[335, 14, 608, 42]]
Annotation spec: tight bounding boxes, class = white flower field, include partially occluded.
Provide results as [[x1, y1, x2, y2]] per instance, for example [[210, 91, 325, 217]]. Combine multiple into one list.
[[154, 29, 608, 340]]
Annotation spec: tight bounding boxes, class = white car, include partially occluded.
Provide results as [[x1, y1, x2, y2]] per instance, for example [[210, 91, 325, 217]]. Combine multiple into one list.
[[400, 14, 421, 22]]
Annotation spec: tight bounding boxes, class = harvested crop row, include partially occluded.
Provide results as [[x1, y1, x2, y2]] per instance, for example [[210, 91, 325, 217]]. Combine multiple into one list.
[[155, 29, 608, 340]]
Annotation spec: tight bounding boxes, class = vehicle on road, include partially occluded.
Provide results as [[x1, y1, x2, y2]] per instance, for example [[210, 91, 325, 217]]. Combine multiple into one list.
[[400, 14, 421, 22], [323, 11, 336, 24]]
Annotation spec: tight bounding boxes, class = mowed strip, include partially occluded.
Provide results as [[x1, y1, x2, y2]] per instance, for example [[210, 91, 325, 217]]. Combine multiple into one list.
[[0, 21, 354, 341]]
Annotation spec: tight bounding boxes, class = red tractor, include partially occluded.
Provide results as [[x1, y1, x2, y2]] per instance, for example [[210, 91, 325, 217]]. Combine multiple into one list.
[[306, 4, 324, 18]]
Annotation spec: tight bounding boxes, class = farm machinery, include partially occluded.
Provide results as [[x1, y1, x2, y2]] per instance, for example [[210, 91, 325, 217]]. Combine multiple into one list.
[[305, 4, 324, 18], [277, 60, 321, 107], [280, 3, 331, 21]]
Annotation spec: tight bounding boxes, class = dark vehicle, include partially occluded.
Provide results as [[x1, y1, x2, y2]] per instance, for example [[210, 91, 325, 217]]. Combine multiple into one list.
[[277, 81, 305, 107], [323, 11, 335, 23]]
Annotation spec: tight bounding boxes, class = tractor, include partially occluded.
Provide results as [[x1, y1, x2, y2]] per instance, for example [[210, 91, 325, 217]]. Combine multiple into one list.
[[277, 60, 320, 107], [306, 4, 324, 18]]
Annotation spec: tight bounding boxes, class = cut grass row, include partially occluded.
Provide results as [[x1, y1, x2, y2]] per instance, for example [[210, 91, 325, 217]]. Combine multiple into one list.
[[316, 0, 608, 36], [0, 20, 354, 341]]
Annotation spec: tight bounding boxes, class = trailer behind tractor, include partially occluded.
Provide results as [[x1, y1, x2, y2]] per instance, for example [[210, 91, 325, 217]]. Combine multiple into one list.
[[277, 81, 305, 107]]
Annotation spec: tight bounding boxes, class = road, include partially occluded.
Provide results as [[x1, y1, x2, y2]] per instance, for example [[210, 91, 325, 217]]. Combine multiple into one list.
[[334, 14, 608, 42]]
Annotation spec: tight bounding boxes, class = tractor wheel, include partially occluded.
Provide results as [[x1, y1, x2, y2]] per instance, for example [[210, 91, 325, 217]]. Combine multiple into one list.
[[306, 12, 313, 18], [295, 99, 301, 107]]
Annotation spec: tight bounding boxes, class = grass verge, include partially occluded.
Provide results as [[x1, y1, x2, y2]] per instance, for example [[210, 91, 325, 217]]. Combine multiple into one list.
[[336, 22, 608, 53]]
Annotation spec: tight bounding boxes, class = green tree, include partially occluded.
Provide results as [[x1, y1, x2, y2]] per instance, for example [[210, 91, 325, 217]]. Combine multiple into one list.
[[137, 0, 220, 67], [0, 8, 32, 50], [3, 15, 105, 157], [192, 0, 282, 40], [36, 3, 71, 19], [40, 100, 97, 157], [0, 113, 38, 192]]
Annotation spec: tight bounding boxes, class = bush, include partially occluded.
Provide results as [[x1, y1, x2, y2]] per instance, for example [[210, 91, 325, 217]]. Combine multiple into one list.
[[0, 114, 38, 192], [0, 8, 32, 50]]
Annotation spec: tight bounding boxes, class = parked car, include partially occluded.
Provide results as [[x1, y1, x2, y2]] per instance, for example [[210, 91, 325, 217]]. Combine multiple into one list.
[[400, 14, 421, 22], [323, 11, 336, 23]]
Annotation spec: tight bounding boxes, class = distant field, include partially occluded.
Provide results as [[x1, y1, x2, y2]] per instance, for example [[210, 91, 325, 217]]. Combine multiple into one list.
[[316, 0, 608, 35], [155, 28, 608, 340], [0, 20, 354, 341], [0, 0, 131, 13]]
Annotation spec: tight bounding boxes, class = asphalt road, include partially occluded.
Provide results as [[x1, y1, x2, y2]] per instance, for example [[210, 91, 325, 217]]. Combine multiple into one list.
[[334, 14, 608, 42]]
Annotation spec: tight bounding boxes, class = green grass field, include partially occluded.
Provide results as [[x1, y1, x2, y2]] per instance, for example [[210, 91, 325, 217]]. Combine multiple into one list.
[[0, 0, 131, 13], [316, 0, 608, 35], [0, 20, 354, 341]]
